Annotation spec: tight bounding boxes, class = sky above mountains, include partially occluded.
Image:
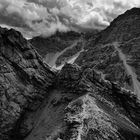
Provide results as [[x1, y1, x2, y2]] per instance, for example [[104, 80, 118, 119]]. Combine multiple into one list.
[[0, 0, 140, 38]]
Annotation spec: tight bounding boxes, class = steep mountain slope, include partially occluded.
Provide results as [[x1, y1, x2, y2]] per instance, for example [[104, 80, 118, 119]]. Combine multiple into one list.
[[16, 64, 140, 140], [75, 7, 140, 99], [30, 31, 99, 69], [0, 7, 140, 140]]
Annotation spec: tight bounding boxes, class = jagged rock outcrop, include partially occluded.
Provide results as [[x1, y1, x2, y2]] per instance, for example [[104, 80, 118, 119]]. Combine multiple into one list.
[[30, 31, 81, 57], [0, 27, 55, 140]]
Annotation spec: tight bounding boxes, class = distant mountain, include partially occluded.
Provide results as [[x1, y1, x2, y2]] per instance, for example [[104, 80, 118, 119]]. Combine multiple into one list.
[[30, 31, 82, 57], [30, 31, 83, 67], [30, 30, 100, 68], [0, 8, 140, 140]]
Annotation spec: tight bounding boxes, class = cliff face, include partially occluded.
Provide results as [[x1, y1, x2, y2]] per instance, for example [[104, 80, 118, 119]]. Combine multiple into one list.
[[0, 7, 140, 140]]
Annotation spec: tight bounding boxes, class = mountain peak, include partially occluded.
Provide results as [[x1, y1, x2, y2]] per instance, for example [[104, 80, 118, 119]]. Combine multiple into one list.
[[125, 7, 140, 15], [94, 7, 140, 44], [110, 7, 140, 25]]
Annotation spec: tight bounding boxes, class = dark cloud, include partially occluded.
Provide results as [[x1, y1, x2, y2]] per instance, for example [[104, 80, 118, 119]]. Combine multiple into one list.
[[0, 0, 140, 38], [0, 9, 32, 29]]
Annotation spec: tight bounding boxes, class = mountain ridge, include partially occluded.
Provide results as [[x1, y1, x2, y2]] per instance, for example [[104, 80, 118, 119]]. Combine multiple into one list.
[[75, 7, 140, 98]]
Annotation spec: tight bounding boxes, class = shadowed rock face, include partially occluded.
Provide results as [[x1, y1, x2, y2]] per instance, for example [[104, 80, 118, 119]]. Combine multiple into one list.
[[0, 27, 55, 140], [0, 7, 140, 140], [14, 64, 140, 140]]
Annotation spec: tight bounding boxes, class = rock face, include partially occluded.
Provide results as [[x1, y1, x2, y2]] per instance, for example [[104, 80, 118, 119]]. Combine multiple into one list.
[[15, 64, 140, 140], [0, 27, 55, 140], [0, 7, 140, 140], [75, 8, 140, 98]]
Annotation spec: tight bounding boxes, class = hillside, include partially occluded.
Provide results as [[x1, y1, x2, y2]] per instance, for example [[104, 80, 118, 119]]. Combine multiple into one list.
[[75, 8, 140, 99]]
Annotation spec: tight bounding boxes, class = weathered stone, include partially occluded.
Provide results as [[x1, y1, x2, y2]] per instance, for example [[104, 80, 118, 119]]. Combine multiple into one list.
[[0, 27, 55, 140]]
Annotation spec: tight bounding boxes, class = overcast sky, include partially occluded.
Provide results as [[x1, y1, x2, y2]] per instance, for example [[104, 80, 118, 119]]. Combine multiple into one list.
[[0, 0, 140, 38]]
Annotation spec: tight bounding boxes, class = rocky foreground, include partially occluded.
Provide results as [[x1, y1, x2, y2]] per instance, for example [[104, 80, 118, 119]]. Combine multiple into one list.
[[0, 8, 140, 140]]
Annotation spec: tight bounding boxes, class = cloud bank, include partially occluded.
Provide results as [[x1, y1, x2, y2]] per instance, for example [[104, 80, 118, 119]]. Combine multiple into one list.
[[0, 0, 140, 38]]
